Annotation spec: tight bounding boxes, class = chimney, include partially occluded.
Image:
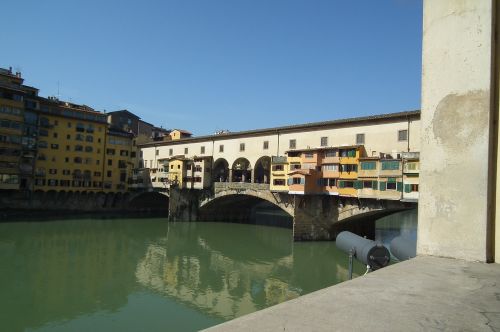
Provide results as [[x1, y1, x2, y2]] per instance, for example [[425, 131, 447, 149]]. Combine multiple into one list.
[[15, 72, 21, 78]]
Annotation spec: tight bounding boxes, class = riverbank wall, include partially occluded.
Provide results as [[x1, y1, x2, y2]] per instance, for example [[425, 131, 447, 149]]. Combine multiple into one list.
[[0, 190, 168, 219]]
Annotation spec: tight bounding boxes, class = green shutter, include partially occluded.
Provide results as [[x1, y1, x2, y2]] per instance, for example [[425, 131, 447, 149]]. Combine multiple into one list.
[[300, 178, 305, 185], [397, 182, 403, 192], [339, 180, 345, 188], [354, 180, 361, 189], [388, 177, 396, 183], [404, 184, 411, 193], [372, 181, 378, 190], [379, 182, 386, 191]]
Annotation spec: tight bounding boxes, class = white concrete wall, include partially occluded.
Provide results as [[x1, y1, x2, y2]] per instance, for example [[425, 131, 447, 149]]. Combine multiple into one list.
[[418, 0, 495, 262]]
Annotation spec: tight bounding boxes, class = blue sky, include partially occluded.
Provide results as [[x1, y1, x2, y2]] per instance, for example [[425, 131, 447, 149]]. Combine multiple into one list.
[[2, 0, 422, 135]]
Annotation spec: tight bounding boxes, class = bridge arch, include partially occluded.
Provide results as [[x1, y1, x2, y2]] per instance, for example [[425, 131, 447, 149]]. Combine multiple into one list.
[[128, 191, 169, 211], [198, 191, 293, 226], [213, 158, 229, 182], [254, 156, 271, 184], [231, 158, 251, 183]]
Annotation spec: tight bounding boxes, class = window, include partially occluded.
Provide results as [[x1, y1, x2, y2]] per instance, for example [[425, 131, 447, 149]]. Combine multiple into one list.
[[106, 149, 115, 155], [304, 153, 313, 158], [361, 161, 377, 170], [289, 139, 296, 149], [94, 171, 101, 176], [168, 148, 173, 156], [96, 160, 100, 165], [86, 135, 93, 142], [120, 150, 128, 157], [263, 141, 269, 150], [51, 143, 59, 150], [201, 146, 205, 154], [85, 146, 93, 153], [320, 137, 328, 147], [74, 157, 82, 164], [67, 134, 71, 139], [340, 149, 356, 157], [39, 129, 48, 137], [184, 148, 188, 154], [273, 179, 285, 186], [404, 183, 419, 193], [65, 157, 69, 163], [108, 159, 112, 166], [398, 129, 408, 141], [324, 150, 337, 157], [76, 123, 85, 132], [38, 141, 48, 149], [75, 133, 84, 141], [272, 164, 284, 171], [49, 169, 57, 175], [75, 145, 83, 152], [381, 161, 400, 170], [156, 150, 159, 156], [322, 164, 338, 171], [387, 179, 397, 190], [406, 162, 418, 171], [240, 143, 245, 152], [356, 133, 365, 145], [291, 177, 303, 185], [66, 145, 70, 151], [340, 164, 358, 173], [107, 171, 112, 177], [53, 133, 58, 138]]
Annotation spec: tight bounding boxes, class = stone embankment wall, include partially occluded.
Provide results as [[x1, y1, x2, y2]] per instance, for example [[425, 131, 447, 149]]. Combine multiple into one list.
[[0, 190, 168, 218]]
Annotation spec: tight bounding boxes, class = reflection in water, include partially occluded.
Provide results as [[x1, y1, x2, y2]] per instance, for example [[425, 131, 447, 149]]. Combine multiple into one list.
[[0, 218, 375, 331], [375, 209, 418, 257], [135, 222, 364, 321]]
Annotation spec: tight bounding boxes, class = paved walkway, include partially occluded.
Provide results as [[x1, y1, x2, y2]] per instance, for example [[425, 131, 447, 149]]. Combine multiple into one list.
[[204, 256, 500, 331]]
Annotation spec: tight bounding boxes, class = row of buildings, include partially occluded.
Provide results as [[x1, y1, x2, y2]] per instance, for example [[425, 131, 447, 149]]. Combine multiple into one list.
[[146, 146, 419, 202], [141, 111, 421, 203], [0, 66, 420, 202], [0, 67, 185, 193]]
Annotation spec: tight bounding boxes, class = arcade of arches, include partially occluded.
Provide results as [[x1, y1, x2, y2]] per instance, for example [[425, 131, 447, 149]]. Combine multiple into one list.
[[213, 157, 271, 184]]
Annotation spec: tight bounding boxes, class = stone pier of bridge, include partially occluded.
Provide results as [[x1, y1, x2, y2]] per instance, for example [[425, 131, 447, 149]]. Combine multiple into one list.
[[168, 182, 414, 241]]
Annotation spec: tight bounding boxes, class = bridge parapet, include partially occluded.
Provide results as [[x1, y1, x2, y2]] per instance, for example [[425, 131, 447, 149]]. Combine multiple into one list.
[[214, 182, 270, 194]]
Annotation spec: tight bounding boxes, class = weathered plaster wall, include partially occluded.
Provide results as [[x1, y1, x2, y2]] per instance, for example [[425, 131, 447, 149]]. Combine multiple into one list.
[[418, 0, 495, 261]]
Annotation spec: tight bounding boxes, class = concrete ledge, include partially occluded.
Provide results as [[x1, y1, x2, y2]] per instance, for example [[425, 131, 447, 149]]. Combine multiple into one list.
[[204, 256, 500, 331]]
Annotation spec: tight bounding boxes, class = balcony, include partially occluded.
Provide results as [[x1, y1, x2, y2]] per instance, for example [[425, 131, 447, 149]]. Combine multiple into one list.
[[322, 156, 340, 164]]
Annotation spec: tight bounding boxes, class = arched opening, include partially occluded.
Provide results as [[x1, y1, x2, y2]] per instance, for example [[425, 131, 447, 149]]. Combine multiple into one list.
[[254, 156, 271, 184], [128, 191, 169, 213], [213, 158, 229, 182], [232, 158, 251, 183], [199, 194, 293, 228]]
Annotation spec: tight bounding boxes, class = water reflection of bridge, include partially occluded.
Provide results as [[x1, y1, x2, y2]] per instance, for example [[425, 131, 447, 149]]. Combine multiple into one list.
[[134, 223, 360, 321]]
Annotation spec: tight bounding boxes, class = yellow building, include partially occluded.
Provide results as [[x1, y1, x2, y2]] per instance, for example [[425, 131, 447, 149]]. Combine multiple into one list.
[[337, 145, 364, 197], [269, 156, 289, 192], [0, 68, 25, 190], [167, 156, 188, 187], [103, 129, 137, 192], [33, 98, 108, 192], [169, 129, 192, 141]]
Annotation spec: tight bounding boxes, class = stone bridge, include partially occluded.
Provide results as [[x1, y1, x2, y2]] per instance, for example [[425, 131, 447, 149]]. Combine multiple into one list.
[[168, 182, 416, 241]]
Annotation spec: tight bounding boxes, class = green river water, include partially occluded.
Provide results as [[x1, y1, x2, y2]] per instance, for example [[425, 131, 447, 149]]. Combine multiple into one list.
[[0, 211, 416, 331]]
